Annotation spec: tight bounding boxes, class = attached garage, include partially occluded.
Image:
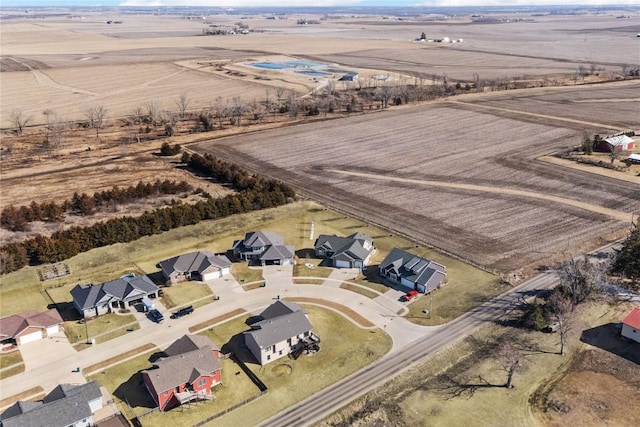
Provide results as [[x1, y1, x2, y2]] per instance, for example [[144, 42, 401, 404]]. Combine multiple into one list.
[[16, 328, 44, 345], [201, 270, 222, 281], [335, 260, 352, 269]]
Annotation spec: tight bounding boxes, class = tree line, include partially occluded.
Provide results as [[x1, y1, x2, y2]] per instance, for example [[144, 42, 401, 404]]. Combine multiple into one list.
[[1, 180, 194, 232], [0, 154, 295, 274]]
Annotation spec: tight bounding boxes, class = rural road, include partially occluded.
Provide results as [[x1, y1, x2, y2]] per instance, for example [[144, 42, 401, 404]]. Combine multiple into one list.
[[259, 272, 559, 427]]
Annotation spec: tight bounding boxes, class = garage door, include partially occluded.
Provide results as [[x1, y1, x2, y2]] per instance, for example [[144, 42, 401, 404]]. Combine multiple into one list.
[[18, 331, 43, 345], [202, 271, 220, 281], [335, 260, 351, 269]]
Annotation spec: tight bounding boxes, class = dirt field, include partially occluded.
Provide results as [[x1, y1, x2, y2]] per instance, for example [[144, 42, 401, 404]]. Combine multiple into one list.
[[190, 91, 639, 272], [2, 11, 638, 127]]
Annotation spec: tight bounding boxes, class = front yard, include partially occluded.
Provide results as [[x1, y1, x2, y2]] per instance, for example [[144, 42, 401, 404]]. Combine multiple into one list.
[[64, 313, 138, 345]]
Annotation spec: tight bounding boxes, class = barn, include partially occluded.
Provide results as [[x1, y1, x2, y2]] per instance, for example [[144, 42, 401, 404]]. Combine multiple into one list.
[[597, 135, 636, 153], [621, 307, 640, 344]]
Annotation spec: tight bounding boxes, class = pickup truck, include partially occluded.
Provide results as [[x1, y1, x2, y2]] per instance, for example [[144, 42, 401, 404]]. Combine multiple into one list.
[[149, 309, 164, 323], [403, 290, 419, 302], [170, 305, 194, 319]]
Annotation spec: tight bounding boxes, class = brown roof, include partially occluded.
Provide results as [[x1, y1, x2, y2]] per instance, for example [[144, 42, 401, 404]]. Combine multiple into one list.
[[0, 309, 63, 340]]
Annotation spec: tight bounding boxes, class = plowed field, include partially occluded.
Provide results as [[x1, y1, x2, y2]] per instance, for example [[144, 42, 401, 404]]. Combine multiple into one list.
[[190, 93, 639, 272]]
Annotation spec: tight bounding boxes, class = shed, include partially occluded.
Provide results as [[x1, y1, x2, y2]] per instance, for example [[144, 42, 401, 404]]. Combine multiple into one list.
[[621, 307, 640, 344]]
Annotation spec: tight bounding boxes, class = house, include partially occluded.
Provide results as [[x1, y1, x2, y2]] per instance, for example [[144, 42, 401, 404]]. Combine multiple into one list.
[[0, 381, 102, 427], [158, 251, 232, 285], [141, 335, 222, 411], [244, 301, 317, 365], [0, 309, 63, 346], [379, 248, 447, 294], [314, 232, 374, 269], [338, 72, 359, 81], [626, 153, 640, 164], [70, 274, 159, 318], [621, 307, 640, 344], [596, 135, 636, 152], [232, 231, 295, 266]]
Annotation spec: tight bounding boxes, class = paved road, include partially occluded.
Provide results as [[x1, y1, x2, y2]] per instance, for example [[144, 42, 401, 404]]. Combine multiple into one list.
[[259, 272, 560, 427]]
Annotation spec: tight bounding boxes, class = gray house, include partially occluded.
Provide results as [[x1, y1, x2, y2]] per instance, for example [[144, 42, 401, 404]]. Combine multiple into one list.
[[0, 382, 103, 427], [244, 301, 316, 365], [232, 231, 295, 266], [379, 248, 447, 294], [158, 251, 232, 285], [314, 232, 374, 269], [71, 274, 159, 318]]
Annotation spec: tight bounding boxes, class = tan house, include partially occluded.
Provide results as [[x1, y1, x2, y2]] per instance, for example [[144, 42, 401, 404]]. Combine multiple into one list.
[[0, 309, 63, 346]]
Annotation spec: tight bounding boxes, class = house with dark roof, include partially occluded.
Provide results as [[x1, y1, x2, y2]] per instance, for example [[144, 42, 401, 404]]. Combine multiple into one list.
[[158, 251, 232, 285], [244, 301, 317, 365], [141, 335, 222, 411], [379, 248, 447, 294], [0, 309, 63, 346], [0, 381, 102, 427], [232, 231, 295, 266], [70, 274, 159, 318], [621, 306, 640, 344], [314, 232, 374, 269]]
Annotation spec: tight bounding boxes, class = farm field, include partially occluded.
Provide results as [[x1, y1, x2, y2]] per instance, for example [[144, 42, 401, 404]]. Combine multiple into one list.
[[190, 97, 639, 272]]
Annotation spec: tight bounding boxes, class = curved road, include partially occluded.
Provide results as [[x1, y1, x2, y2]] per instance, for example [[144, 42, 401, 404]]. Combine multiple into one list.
[[259, 272, 559, 427]]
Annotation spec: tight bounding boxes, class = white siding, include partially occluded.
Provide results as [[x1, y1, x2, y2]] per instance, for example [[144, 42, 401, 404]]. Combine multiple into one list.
[[45, 325, 60, 335], [202, 271, 220, 281], [88, 397, 103, 413], [17, 331, 43, 345], [622, 323, 640, 343], [335, 260, 351, 269]]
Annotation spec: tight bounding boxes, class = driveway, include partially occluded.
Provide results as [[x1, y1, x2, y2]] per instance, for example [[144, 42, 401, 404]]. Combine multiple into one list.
[[17, 332, 83, 387]]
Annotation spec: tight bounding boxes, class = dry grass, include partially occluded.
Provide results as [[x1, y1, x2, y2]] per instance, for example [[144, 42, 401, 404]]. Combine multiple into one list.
[[339, 283, 379, 299], [231, 262, 265, 285], [160, 282, 213, 309], [0, 386, 44, 410], [0, 351, 22, 369], [286, 297, 375, 328], [0, 364, 25, 380], [188, 308, 246, 333], [64, 313, 137, 345], [82, 343, 157, 376], [293, 258, 334, 279]]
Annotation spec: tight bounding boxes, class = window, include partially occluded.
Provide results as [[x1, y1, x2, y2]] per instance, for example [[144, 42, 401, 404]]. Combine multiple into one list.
[[272, 345, 276, 353], [279, 350, 283, 355], [267, 355, 271, 361], [198, 378, 207, 386]]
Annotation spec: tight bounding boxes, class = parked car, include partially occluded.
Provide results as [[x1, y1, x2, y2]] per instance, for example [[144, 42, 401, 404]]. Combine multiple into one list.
[[170, 305, 194, 319], [403, 290, 419, 302], [149, 309, 164, 323]]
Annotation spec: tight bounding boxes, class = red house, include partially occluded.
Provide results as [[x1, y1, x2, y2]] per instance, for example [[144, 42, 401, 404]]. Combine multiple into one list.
[[142, 335, 222, 411]]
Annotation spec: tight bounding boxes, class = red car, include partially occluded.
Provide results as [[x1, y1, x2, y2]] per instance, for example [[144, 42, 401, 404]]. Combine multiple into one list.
[[403, 290, 419, 301]]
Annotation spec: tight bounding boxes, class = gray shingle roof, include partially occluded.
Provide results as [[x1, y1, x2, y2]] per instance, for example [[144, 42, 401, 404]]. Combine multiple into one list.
[[379, 248, 446, 293], [314, 233, 373, 263], [243, 231, 284, 248], [159, 251, 231, 278], [245, 308, 313, 349], [164, 335, 219, 357], [71, 275, 158, 310], [142, 346, 221, 394], [259, 245, 295, 261], [1, 382, 101, 427], [259, 301, 303, 319]]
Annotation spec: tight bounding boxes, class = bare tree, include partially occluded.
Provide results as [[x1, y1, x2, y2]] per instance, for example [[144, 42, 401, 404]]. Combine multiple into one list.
[[131, 106, 144, 125], [175, 93, 190, 119], [287, 92, 299, 119], [549, 292, 573, 356], [230, 96, 245, 127], [146, 100, 161, 127], [213, 96, 228, 129], [275, 87, 286, 103], [496, 341, 528, 389], [10, 110, 31, 136], [556, 256, 601, 307], [83, 105, 108, 137]]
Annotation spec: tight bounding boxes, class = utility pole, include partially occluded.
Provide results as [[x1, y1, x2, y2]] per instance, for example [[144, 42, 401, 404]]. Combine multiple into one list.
[[84, 317, 90, 344], [429, 292, 433, 319]]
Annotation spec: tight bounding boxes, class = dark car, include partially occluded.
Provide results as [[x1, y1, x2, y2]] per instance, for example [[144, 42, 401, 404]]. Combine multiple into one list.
[[170, 305, 194, 319], [149, 309, 164, 323]]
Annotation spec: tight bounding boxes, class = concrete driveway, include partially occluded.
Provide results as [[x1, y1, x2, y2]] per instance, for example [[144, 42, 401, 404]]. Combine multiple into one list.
[[18, 332, 83, 386]]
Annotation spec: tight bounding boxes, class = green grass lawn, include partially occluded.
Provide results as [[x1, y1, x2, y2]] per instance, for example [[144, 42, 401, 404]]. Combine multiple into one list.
[[161, 282, 213, 309], [64, 313, 137, 344], [0, 364, 25, 380]]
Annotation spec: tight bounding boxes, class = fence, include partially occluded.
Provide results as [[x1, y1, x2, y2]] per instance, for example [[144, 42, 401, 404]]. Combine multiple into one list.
[[192, 390, 268, 427]]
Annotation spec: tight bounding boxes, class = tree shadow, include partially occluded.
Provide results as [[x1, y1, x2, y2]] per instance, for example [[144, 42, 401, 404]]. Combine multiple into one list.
[[148, 351, 167, 363], [113, 371, 156, 410], [436, 374, 505, 400], [581, 323, 640, 365], [295, 248, 316, 258]]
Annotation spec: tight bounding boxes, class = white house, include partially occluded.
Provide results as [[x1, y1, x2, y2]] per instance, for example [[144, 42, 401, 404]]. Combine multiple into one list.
[[621, 306, 640, 344], [244, 301, 317, 365]]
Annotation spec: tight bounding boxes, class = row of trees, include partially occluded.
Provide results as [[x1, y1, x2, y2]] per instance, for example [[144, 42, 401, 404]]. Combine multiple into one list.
[[0, 180, 194, 231], [0, 155, 295, 274]]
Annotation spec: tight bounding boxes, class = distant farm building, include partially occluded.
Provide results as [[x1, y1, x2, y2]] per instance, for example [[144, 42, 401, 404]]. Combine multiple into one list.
[[596, 135, 636, 152], [626, 153, 640, 164], [338, 72, 359, 82], [621, 307, 640, 344]]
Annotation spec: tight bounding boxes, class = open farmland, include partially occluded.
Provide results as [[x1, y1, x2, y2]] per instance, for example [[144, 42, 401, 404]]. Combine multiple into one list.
[[190, 94, 639, 272]]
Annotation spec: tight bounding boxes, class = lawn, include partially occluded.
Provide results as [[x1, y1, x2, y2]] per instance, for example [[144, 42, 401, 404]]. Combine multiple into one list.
[[1, 200, 497, 328], [0, 364, 25, 380], [0, 350, 22, 369], [340, 283, 379, 299], [231, 262, 264, 285], [161, 282, 213, 309], [64, 313, 138, 345], [292, 258, 333, 279]]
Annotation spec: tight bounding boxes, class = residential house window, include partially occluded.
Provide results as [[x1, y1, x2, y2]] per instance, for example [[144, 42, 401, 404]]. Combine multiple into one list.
[[272, 345, 276, 353], [279, 350, 283, 355], [287, 338, 292, 346], [198, 378, 207, 386], [304, 331, 310, 337], [267, 355, 271, 361]]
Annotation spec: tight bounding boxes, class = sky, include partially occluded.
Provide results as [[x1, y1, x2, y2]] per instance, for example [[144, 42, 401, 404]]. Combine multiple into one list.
[[2, 0, 638, 7]]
